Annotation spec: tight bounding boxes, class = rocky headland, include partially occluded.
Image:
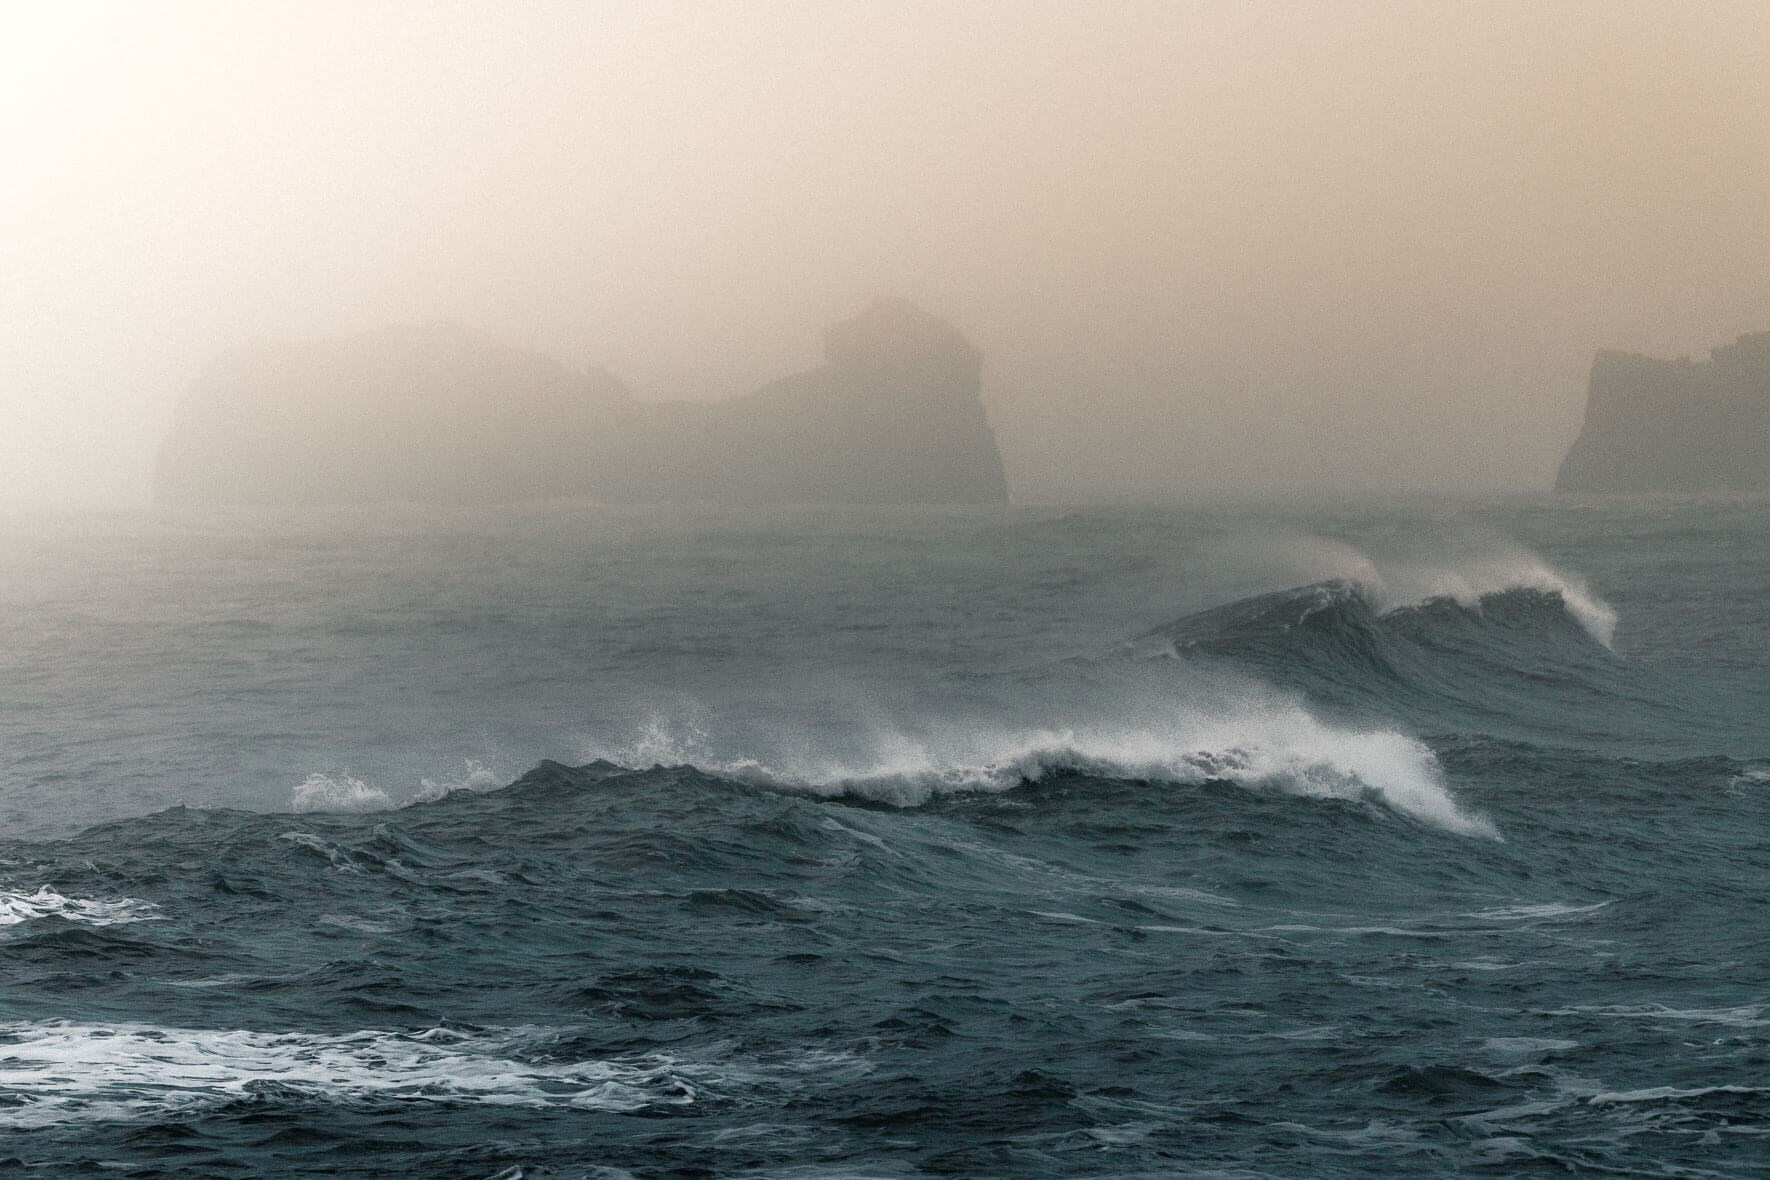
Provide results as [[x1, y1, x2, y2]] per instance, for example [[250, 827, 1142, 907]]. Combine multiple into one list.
[[154, 298, 1009, 506], [1558, 332, 1770, 492]]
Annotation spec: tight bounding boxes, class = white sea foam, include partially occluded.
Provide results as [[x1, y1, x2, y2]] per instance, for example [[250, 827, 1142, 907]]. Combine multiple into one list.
[[0, 1022, 702, 1128], [583, 699, 1498, 837], [290, 772, 393, 814], [0, 886, 161, 928]]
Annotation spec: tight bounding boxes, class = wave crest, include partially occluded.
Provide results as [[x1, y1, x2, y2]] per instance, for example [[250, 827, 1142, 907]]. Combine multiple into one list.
[[290, 772, 393, 814], [290, 761, 507, 814], [1216, 537, 1617, 648], [1137, 558, 1626, 742], [1371, 558, 1616, 649], [584, 710, 1497, 837]]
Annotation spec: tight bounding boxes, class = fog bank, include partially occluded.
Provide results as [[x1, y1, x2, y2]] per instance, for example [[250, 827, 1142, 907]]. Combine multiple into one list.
[[4, 1, 1768, 506]]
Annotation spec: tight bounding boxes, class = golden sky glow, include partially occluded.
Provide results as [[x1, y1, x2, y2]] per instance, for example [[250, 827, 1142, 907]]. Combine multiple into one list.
[[3, 1, 1768, 504]]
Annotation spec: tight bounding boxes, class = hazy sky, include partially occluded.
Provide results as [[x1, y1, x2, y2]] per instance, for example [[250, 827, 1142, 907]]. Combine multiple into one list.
[[4, 0, 1768, 506]]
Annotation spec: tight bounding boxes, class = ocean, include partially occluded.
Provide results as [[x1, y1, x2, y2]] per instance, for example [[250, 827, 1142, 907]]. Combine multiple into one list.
[[1, 496, 1766, 1177]]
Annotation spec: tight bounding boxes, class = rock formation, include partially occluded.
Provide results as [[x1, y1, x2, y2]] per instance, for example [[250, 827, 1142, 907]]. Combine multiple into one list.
[[1557, 332, 1770, 492], [154, 299, 1009, 506]]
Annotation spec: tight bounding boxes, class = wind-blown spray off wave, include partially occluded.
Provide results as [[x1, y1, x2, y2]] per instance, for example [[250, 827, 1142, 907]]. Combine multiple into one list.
[[1148, 579, 1610, 673], [578, 705, 1497, 837], [284, 710, 1495, 836], [289, 762, 505, 815], [1136, 566, 1652, 744], [1244, 541, 1617, 647], [290, 772, 393, 814]]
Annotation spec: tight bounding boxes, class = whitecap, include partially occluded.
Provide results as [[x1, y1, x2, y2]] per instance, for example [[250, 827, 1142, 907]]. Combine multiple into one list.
[[575, 675, 1498, 836], [0, 886, 161, 928], [1259, 536, 1619, 648], [413, 759, 506, 804], [1377, 557, 1617, 649], [699, 715, 1495, 837], [289, 772, 393, 814]]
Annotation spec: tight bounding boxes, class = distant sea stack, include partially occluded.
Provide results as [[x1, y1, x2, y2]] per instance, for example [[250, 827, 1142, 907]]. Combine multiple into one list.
[[1557, 332, 1770, 492], [154, 298, 1009, 506]]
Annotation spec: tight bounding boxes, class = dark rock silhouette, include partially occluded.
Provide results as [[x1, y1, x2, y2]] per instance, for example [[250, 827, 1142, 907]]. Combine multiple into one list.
[[1557, 332, 1770, 492], [154, 299, 1009, 506]]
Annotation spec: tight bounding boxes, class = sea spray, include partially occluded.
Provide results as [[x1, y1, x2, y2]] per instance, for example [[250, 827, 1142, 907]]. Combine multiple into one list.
[[1231, 533, 1618, 646], [290, 772, 393, 814], [577, 693, 1497, 836]]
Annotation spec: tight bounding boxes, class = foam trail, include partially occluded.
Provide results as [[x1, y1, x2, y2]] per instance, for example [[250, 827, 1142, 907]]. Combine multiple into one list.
[[0, 1022, 701, 1128], [0, 887, 161, 927]]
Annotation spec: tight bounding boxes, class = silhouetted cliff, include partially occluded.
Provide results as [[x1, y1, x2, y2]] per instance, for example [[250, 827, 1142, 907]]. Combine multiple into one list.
[[1556, 332, 1770, 492], [154, 299, 1009, 506]]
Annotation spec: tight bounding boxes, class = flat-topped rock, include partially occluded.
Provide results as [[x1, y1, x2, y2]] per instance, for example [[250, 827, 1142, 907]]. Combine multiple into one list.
[[1556, 332, 1770, 493]]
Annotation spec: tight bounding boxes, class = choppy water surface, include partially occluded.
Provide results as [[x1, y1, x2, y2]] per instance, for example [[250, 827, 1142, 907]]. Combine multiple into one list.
[[1, 497, 1767, 1176]]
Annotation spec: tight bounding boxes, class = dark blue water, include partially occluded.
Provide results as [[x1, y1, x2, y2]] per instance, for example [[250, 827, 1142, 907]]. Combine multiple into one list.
[[2, 497, 1767, 1176]]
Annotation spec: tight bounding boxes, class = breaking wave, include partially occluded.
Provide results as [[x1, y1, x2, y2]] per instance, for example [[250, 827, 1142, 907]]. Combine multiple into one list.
[[1145, 580, 1613, 670], [1233, 540, 1617, 648], [578, 707, 1496, 837], [289, 772, 392, 814], [290, 761, 506, 815], [1131, 570, 1647, 744]]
